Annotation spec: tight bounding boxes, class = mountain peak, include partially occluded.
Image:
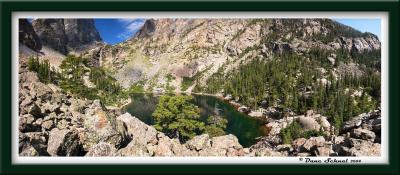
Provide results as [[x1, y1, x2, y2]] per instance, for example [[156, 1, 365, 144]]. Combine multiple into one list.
[[32, 19, 103, 55]]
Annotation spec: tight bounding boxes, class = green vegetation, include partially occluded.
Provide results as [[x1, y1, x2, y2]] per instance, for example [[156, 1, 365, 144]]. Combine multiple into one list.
[[152, 95, 229, 142], [280, 120, 325, 144], [196, 51, 379, 133], [27, 56, 53, 84], [28, 55, 129, 106], [152, 95, 205, 142], [165, 74, 175, 93], [204, 115, 228, 137], [127, 83, 144, 94], [181, 66, 212, 91], [58, 55, 98, 100]]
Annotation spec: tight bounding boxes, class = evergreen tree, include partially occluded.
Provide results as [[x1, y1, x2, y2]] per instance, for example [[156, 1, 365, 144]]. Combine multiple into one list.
[[152, 95, 205, 142]]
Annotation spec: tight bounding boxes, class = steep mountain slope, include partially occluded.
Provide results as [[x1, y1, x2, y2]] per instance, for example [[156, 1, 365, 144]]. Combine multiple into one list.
[[32, 19, 103, 55], [19, 19, 42, 52], [98, 19, 380, 94]]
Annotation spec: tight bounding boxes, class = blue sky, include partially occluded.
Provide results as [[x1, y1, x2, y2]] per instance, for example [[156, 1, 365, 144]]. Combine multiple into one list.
[[94, 19, 145, 45], [334, 19, 381, 40]]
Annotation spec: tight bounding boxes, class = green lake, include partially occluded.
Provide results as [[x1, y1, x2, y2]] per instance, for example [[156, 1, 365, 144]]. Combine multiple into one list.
[[124, 93, 267, 147]]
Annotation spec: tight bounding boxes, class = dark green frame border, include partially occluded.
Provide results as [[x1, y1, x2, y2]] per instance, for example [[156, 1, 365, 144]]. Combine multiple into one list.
[[1, 1, 399, 175]]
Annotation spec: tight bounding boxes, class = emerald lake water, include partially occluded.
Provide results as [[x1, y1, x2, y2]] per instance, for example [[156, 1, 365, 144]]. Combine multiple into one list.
[[124, 94, 266, 147]]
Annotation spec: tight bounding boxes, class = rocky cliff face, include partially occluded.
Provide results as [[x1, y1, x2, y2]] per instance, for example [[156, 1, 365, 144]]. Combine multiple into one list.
[[19, 19, 42, 52], [63, 19, 103, 53], [99, 18, 380, 91], [32, 19, 68, 54], [32, 19, 103, 55]]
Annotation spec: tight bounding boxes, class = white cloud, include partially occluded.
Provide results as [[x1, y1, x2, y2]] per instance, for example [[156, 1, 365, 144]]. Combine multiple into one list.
[[117, 18, 145, 40]]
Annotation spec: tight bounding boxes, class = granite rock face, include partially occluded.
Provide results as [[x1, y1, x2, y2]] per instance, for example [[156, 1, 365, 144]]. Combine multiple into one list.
[[64, 19, 102, 52], [19, 19, 42, 51], [32, 19, 69, 54], [32, 19, 102, 55]]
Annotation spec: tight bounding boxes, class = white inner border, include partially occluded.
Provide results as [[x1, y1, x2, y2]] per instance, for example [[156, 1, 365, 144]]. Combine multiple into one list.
[[12, 12, 389, 165]]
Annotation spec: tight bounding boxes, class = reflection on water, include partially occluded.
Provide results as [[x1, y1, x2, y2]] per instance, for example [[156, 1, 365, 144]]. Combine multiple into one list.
[[124, 93, 266, 147]]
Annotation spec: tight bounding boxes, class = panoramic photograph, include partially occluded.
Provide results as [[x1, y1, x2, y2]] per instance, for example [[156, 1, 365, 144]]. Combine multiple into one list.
[[18, 17, 382, 157]]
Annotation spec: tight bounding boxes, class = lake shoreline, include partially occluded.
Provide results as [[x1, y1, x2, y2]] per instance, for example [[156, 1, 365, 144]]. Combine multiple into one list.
[[124, 93, 267, 147], [190, 92, 268, 120]]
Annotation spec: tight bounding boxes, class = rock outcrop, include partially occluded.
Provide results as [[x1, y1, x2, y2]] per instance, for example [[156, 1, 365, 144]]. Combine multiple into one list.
[[64, 19, 102, 52], [32, 19, 102, 55], [32, 19, 69, 54], [252, 109, 381, 157], [19, 19, 42, 51]]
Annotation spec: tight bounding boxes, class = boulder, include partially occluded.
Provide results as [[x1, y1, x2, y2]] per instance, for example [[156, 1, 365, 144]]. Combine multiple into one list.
[[171, 139, 198, 157], [248, 111, 263, 118], [344, 138, 380, 156], [316, 146, 332, 157], [19, 143, 39, 156], [351, 128, 376, 142], [27, 103, 42, 118], [47, 128, 81, 156], [185, 134, 211, 151], [41, 120, 54, 131], [342, 111, 380, 133], [211, 134, 242, 150], [117, 141, 150, 157], [276, 144, 293, 152], [292, 138, 307, 152], [82, 100, 124, 150], [29, 82, 53, 102], [85, 142, 117, 157], [302, 136, 325, 151], [70, 98, 89, 114], [226, 147, 243, 157], [19, 132, 48, 156], [42, 102, 61, 115], [253, 148, 287, 157], [154, 134, 174, 156], [19, 114, 41, 132], [116, 113, 158, 146], [198, 148, 227, 156], [297, 152, 311, 157], [298, 116, 321, 131]]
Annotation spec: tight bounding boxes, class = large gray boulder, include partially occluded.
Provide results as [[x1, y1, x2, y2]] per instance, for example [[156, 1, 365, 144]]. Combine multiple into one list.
[[116, 141, 150, 157], [351, 128, 376, 142], [298, 116, 321, 131], [85, 142, 117, 157], [116, 113, 157, 146], [302, 136, 326, 151], [343, 138, 380, 156], [211, 134, 242, 150], [81, 100, 124, 151], [185, 134, 211, 151], [19, 132, 48, 156], [47, 128, 81, 156]]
